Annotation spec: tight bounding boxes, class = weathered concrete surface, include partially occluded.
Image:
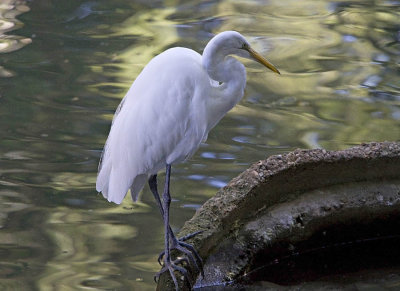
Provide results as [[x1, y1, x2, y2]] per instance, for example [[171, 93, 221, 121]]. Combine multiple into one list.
[[157, 142, 400, 290]]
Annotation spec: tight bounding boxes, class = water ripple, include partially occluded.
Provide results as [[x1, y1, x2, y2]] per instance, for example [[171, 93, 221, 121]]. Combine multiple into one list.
[[0, 1, 31, 77], [0, 0, 399, 289]]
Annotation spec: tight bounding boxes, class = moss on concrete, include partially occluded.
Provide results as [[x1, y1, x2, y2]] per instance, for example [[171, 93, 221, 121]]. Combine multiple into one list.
[[157, 142, 400, 290]]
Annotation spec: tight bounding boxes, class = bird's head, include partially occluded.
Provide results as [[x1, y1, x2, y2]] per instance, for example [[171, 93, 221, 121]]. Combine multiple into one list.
[[203, 31, 280, 75]]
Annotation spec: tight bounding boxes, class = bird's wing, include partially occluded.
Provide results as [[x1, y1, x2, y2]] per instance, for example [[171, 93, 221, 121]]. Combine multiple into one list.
[[97, 94, 127, 174], [96, 48, 209, 204]]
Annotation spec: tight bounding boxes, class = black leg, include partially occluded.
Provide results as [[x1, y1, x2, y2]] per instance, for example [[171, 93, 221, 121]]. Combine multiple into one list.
[[163, 165, 172, 268], [162, 164, 189, 290], [149, 174, 164, 217], [149, 174, 203, 270], [151, 165, 204, 290]]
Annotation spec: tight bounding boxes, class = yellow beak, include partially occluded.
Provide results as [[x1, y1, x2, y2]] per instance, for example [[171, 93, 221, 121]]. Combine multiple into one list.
[[248, 47, 280, 75]]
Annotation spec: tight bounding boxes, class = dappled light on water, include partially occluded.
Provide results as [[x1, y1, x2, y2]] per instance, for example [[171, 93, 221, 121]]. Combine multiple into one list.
[[0, 0, 398, 289], [0, 1, 31, 77]]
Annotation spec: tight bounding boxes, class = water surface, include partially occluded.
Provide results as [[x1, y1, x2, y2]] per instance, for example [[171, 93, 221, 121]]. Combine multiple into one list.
[[0, 0, 399, 290]]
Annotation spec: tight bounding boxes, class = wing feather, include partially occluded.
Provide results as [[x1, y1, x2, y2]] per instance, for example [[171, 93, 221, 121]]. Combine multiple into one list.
[[96, 47, 210, 204]]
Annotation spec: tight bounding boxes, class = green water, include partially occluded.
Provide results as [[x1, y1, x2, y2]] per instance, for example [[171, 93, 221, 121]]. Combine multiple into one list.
[[0, 0, 399, 290]]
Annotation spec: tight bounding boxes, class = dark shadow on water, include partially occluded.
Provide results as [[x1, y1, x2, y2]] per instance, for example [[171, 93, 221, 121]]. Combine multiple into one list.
[[239, 214, 400, 286]]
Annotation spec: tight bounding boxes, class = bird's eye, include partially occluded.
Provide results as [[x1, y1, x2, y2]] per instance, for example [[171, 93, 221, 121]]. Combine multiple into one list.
[[241, 43, 249, 50]]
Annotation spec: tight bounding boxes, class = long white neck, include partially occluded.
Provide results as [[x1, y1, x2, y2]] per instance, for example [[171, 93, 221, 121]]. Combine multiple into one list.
[[202, 47, 246, 131]]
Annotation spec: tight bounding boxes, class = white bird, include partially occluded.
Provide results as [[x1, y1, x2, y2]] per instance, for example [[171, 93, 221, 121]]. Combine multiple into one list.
[[96, 30, 280, 290]]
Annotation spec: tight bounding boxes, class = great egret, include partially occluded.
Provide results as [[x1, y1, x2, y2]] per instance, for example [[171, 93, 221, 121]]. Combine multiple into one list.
[[96, 30, 280, 290]]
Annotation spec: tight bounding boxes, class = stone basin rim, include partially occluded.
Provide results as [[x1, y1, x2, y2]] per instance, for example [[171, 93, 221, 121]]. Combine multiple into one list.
[[157, 141, 400, 290]]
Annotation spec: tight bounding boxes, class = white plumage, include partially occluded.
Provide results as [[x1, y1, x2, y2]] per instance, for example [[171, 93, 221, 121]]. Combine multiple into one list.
[[96, 31, 280, 205], [98, 49, 217, 201], [96, 31, 279, 289], [97, 47, 212, 204]]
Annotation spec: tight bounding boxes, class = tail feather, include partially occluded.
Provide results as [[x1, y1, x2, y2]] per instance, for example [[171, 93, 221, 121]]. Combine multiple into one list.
[[130, 174, 147, 202], [96, 160, 131, 204], [97, 160, 147, 204], [107, 166, 131, 204], [96, 161, 111, 198]]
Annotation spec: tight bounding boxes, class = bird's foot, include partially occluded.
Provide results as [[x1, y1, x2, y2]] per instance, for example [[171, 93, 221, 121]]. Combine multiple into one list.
[[157, 231, 204, 277], [154, 257, 192, 291], [179, 230, 203, 242]]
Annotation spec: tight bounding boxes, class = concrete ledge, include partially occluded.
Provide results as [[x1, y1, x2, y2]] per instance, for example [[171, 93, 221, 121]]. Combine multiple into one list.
[[157, 142, 400, 290]]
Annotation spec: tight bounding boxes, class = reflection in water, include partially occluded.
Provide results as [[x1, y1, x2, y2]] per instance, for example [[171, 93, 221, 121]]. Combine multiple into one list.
[[0, 0, 31, 77], [0, 0, 399, 289]]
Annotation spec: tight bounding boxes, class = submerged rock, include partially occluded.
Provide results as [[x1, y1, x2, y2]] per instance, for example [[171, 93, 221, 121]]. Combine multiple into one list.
[[157, 142, 400, 290]]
